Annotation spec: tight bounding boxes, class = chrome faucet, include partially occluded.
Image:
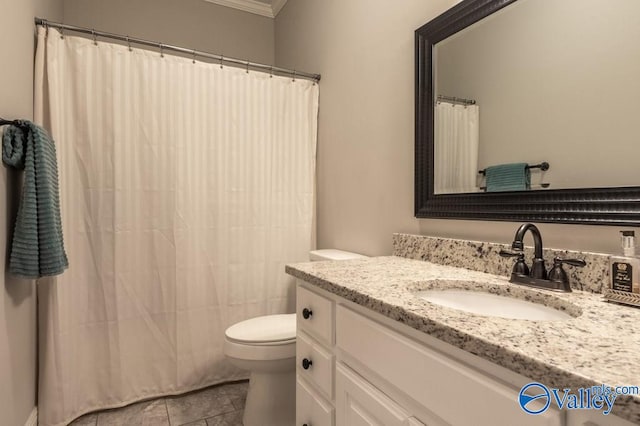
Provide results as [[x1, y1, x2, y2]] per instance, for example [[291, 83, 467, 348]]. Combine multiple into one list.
[[500, 223, 586, 292]]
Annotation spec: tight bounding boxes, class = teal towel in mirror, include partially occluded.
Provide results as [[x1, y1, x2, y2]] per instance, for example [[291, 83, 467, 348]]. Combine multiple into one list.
[[2, 120, 68, 278], [485, 162, 530, 192]]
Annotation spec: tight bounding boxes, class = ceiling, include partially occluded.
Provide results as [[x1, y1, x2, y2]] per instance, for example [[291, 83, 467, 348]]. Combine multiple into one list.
[[204, 0, 288, 18]]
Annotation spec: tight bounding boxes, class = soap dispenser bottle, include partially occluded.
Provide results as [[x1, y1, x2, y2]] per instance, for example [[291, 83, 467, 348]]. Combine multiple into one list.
[[610, 230, 640, 293]]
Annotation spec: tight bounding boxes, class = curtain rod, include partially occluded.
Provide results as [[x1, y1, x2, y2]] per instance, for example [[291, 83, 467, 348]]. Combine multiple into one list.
[[436, 95, 476, 106], [35, 18, 321, 82]]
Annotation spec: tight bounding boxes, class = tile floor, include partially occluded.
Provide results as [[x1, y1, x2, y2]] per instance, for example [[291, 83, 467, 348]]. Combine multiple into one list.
[[68, 380, 248, 426]]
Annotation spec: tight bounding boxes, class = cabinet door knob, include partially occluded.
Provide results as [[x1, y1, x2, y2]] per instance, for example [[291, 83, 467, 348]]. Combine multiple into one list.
[[302, 358, 313, 370], [302, 308, 313, 319]]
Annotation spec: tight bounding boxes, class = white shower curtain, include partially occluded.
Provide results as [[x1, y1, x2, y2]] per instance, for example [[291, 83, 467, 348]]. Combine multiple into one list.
[[434, 102, 479, 194], [34, 27, 319, 426]]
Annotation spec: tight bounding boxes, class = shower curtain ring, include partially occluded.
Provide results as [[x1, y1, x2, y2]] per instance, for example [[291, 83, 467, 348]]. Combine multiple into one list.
[[270, 66, 273, 78], [192, 50, 197, 64], [246, 62, 250, 74], [59, 27, 64, 39], [126, 36, 132, 52], [159, 43, 164, 58], [292, 70, 296, 82], [219, 55, 224, 69], [92, 30, 97, 45]]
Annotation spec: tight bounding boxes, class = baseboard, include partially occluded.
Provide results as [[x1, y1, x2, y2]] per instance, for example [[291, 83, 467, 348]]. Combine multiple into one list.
[[24, 407, 37, 426]]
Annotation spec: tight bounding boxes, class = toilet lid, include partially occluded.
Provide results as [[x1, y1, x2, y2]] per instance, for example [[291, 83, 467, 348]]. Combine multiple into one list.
[[225, 313, 296, 344]]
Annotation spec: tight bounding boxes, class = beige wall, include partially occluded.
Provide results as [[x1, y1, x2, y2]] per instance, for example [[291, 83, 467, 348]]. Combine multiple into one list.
[[0, 0, 63, 425], [437, 0, 640, 190], [275, 0, 633, 257], [63, 0, 274, 65]]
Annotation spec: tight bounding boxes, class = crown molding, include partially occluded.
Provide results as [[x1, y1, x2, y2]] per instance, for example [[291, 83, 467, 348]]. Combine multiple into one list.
[[271, 0, 288, 16], [204, 0, 288, 18]]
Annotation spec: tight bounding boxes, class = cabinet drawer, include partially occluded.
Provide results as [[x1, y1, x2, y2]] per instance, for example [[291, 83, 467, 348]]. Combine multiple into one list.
[[297, 285, 334, 345], [336, 306, 563, 426], [297, 374, 334, 426], [297, 331, 334, 399]]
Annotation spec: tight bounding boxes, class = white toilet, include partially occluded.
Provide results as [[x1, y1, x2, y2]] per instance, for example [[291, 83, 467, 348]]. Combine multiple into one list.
[[223, 249, 367, 426]]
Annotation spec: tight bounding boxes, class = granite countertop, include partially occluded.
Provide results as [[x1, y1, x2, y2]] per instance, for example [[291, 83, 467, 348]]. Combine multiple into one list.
[[285, 256, 640, 423]]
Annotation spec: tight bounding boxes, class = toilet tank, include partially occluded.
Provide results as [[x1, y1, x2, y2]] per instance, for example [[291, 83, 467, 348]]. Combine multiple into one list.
[[309, 249, 368, 261]]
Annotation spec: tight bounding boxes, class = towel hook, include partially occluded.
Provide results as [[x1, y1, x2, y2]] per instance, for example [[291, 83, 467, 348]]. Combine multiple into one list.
[[0, 117, 16, 127]]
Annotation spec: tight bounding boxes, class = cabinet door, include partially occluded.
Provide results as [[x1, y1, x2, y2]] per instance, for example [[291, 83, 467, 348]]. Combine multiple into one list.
[[567, 410, 637, 426], [336, 362, 416, 426]]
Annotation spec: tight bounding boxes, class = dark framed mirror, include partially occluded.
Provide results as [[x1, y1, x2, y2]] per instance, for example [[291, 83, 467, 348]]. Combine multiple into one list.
[[415, 0, 640, 225]]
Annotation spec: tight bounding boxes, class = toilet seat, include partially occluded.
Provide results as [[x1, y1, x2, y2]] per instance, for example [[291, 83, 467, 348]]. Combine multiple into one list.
[[224, 313, 296, 361], [224, 338, 295, 361], [225, 313, 296, 344]]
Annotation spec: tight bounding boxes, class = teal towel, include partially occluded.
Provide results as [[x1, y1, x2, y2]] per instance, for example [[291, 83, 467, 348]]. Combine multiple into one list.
[[485, 162, 530, 192], [2, 120, 68, 278]]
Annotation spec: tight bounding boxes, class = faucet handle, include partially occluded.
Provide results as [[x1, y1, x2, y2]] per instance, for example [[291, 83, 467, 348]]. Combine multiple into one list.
[[499, 250, 530, 276], [548, 257, 586, 290], [499, 249, 520, 258], [553, 257, 586, 268]]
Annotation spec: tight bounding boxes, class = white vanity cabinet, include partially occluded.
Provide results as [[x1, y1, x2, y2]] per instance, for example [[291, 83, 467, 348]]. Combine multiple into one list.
[[295, 280, 636, 426]]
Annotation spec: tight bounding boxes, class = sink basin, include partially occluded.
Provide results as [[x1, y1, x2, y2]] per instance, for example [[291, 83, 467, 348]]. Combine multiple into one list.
[[415, 289, 573, 321]]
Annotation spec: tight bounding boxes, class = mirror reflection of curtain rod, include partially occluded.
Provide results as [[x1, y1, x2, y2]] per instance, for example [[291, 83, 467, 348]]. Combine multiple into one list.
[[436, 95, 476, 105]]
